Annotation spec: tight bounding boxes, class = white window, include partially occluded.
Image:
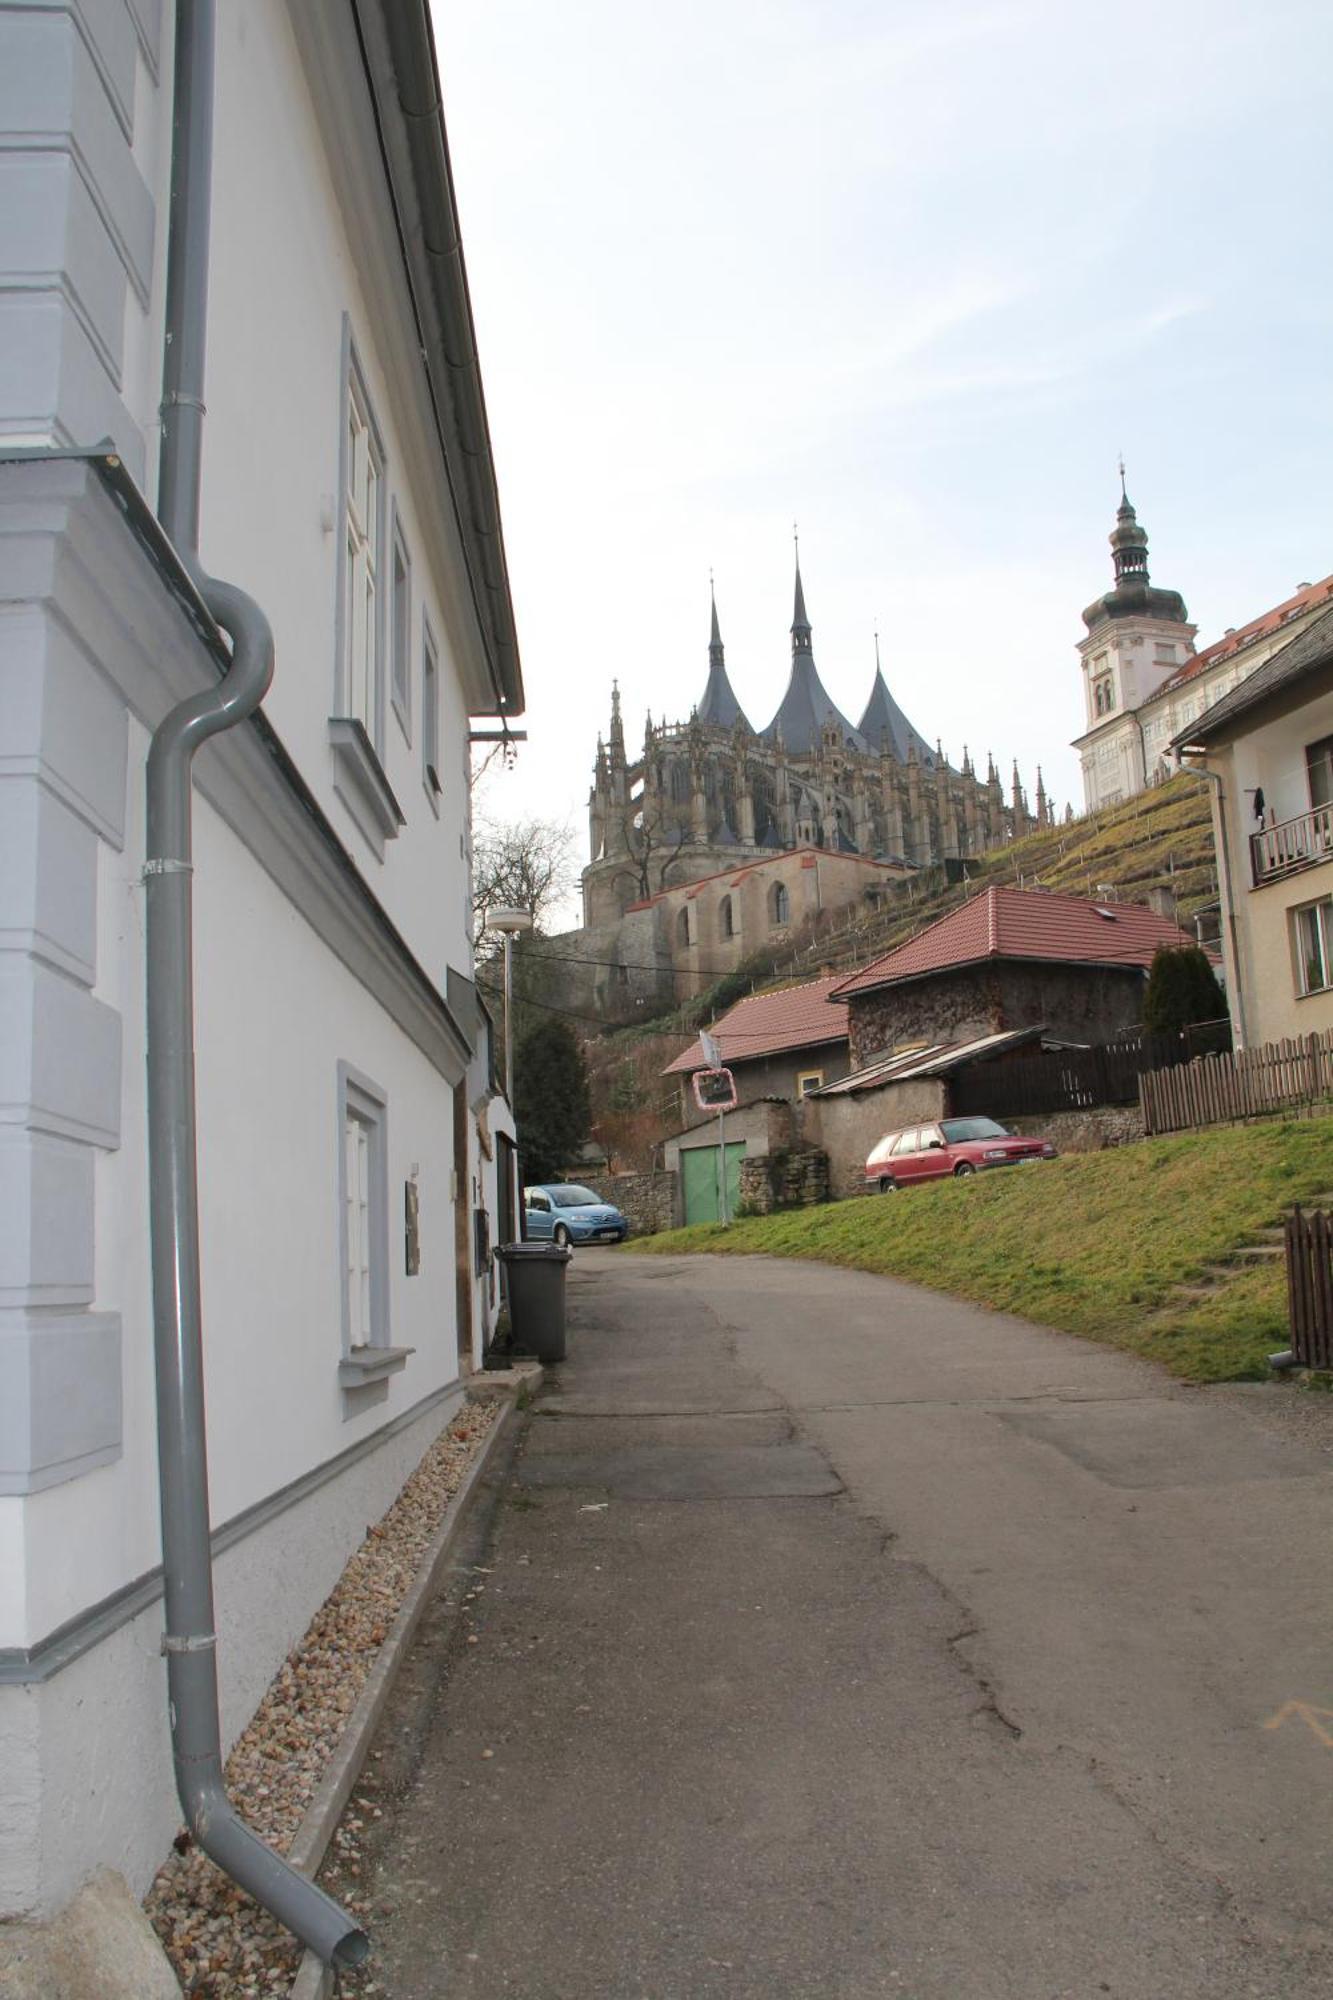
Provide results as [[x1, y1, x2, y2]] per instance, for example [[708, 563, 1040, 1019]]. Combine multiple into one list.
[[341, 345, 385, 745], [1295, 899, 1333, 996], [345, 1113, 372, 1346], [422, 615, 441, 812], [390, 513, 412, 742], [337, 1064, 389, 1356], [796, 1070, 824, 1098]]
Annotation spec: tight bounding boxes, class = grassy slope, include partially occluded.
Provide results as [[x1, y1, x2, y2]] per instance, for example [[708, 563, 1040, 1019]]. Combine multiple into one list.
[[628, 1120, 1333, 1383]]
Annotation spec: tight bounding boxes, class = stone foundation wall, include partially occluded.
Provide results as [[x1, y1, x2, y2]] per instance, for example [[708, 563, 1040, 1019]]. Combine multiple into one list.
[[1008, 1105, 1144, 1152], [738, 1148, 830, 1216], [580, 1170, 678, 1236]]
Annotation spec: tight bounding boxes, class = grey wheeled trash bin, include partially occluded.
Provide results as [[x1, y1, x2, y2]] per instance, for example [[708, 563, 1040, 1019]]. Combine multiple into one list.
[[497, 1241, 572, 1362]]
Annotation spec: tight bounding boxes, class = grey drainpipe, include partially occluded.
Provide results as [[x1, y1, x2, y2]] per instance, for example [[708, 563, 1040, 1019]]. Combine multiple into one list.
[[1176, 748, 1249, 1051], [148, 0, 366, 1968]]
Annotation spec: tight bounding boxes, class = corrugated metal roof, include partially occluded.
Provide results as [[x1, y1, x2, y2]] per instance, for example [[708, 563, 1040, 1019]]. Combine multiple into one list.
[[830, 886, 1202, 1001], [809, 1027, 1044, 1095], [662, 974, 849, 1075]]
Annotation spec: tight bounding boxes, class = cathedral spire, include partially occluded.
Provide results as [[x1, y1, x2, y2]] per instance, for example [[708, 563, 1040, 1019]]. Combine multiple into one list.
[[791, 536, 812, 659], [762, 546, 864, 755], [858, 641, 934, 766], [695, 581, 751, 731]]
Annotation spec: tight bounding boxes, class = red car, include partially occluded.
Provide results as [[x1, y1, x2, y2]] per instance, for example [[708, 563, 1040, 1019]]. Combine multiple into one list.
[[865, 1116, 1056, 1191]]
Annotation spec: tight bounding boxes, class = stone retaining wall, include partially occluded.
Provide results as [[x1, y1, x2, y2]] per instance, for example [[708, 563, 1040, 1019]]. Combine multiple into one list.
[[1008, 1104, 1144, 1152], [579, 1170, 678, 1236], [739, 1149, 831, 1216]]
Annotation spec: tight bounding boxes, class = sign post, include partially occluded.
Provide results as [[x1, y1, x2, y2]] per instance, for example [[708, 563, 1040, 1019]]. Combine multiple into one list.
[[717, 1105, 728, 1225], [692, 1050, 738, 1226]]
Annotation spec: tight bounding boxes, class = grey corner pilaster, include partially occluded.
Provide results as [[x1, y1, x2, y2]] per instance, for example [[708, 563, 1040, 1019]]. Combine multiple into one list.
[[0, 456, 130, 1493]]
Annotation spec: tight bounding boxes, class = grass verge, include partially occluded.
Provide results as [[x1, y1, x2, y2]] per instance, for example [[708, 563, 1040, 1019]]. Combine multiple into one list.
[[628, 1119, 1333, 1383]]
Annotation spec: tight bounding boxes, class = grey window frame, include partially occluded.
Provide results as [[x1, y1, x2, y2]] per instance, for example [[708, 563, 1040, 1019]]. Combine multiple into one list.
[[336, 1062, 411, 1390], [330, 321, 404, 859], [421, 612, 442, 815], [389, 505, 412, 745], [1294, 897, 1333, 997], [334, 323, 387, 748]]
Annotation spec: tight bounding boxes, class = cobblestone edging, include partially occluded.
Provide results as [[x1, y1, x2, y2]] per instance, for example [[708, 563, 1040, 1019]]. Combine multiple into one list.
[[143, 1384, 532, 1996]]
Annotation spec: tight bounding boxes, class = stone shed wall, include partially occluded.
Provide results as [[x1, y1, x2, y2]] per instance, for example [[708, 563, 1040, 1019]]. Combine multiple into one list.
[[801, 1079, 947, 1198], [846, 965, 1148, 1069]]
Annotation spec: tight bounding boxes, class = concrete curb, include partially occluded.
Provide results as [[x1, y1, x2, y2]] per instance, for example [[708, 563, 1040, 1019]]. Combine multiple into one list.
[[287, 1386, 532, 1998]]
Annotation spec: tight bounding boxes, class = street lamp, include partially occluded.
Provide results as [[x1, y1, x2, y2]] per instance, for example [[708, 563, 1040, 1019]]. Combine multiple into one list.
[[485, 906, 533, 1098]]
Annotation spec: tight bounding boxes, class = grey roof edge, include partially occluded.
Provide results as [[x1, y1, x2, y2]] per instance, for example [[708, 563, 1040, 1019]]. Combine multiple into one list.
[[1172, 601, 1333, 749], [354, 0, 523, 717]]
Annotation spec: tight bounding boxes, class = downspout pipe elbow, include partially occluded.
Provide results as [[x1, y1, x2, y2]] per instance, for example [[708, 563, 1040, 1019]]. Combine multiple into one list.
[[147, 0, 365, 1967]]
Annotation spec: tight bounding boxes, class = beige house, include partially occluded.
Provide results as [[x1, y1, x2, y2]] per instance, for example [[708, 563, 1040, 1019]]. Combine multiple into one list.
[[1176, 607, 1333, 1048]]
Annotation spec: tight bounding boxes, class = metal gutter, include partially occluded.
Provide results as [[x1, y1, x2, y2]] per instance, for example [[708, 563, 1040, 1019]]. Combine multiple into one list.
[[351, 0, 523, 719], [1175, 749, 1250, 1050]]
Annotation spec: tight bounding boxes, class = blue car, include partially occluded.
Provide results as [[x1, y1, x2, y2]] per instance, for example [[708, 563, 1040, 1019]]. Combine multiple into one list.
[[524, 1183, 628, 1247]]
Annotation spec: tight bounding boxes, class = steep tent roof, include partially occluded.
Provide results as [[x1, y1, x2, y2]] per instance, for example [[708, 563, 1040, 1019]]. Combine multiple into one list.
[[760, 557, 865, 754], [662, 974, 850, 1075], [695, 588, 751, 731], [830, 886, 1207, 1001], [858, 666, 935, 766]]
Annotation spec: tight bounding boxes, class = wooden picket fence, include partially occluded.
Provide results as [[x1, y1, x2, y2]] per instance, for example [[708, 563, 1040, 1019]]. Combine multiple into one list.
[[1139, 1029, 1333, 1137], [1285, 1206, 1333, 1370]]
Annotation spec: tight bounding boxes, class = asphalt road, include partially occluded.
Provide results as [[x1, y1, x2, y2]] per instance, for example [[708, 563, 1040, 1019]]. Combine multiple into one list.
[[334, 1249, 1333, 1999]]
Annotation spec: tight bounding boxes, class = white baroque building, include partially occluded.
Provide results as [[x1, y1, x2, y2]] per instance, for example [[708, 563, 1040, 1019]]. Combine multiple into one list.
[[0, 0, 522, 1954], [1073, 484, 1333, 810]]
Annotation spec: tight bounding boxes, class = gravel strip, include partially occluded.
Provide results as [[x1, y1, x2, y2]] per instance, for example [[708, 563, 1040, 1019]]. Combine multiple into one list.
[[144, 1399, 501, 1997]]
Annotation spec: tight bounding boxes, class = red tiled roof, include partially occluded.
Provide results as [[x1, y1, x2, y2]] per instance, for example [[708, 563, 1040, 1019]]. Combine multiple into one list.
[[829, 887, 1204, 1001], [1166, 574, 1333, 691], [662, 974, 850, 1075]]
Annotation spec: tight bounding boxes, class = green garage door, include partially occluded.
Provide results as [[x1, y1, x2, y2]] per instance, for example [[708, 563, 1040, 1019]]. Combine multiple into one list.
[[681, 1142, 746, 1225]]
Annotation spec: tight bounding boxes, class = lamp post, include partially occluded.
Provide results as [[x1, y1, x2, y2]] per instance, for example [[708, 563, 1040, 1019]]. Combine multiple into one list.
[[485, 906, 533, 1098]]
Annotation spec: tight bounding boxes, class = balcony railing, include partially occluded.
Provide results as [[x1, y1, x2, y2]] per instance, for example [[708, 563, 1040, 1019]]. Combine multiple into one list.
[[1251, 804, 1333, 886]]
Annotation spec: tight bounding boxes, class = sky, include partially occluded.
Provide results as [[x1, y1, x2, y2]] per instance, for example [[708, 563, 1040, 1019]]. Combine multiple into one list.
[[436, 0, 1333, 921]]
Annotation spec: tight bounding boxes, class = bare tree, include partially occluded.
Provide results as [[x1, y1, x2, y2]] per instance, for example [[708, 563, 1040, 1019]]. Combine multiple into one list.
[[611, 806, 693, 905], [472, 812, 578, 949]]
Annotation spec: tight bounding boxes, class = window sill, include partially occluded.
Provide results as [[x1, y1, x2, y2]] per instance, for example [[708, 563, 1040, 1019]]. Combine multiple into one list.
[[329, 717, 405, 859], [338, 1344, 414, 1388]]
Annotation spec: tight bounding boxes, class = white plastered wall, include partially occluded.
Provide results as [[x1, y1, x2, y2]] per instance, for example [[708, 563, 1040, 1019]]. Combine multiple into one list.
[[196, 1, 478, 989]]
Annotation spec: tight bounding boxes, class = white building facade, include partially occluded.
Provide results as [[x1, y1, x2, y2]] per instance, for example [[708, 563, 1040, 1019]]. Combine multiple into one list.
[[1072, 487, 1333, 811], [0, 0, 521, 1934]]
